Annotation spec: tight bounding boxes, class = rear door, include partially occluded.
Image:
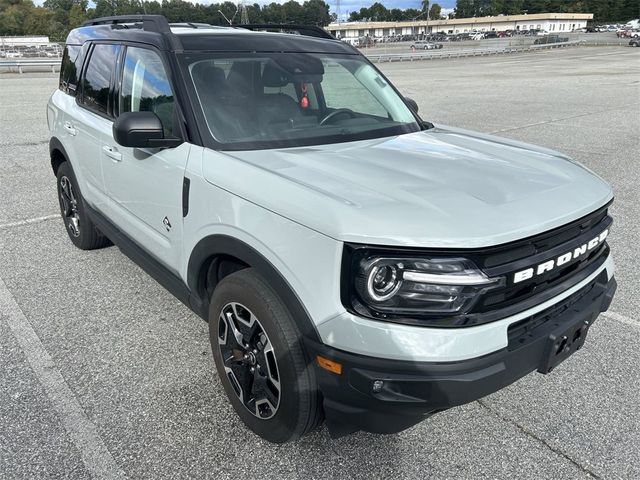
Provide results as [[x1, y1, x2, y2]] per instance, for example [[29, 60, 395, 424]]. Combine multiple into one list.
[[102, 45, 190, 274]]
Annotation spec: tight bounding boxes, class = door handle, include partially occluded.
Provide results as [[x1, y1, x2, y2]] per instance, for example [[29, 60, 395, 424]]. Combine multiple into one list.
[[63, 121, 77, 136], [102, 145, 122, 162]]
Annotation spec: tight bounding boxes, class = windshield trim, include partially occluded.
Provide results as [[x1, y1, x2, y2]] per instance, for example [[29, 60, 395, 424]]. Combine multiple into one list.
[[178, 51, 426, 152]]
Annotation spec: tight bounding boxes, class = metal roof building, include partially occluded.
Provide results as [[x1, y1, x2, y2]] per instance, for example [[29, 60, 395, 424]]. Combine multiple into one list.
[[328, 13, 594, 38], [0, 36, 51, 47]]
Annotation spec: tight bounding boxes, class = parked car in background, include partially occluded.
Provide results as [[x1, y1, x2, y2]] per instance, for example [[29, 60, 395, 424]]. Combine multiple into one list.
[[341, 37, 360, 47], [629, 37, 640, 47], [5, 50, 22, 58], [536, 29, 550, 36], [411, 41, 443, 50], [534, 35, 569, 45]]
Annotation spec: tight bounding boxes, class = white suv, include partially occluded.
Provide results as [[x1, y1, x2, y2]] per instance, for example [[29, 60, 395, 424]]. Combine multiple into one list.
[[48, 15, 617, 443]]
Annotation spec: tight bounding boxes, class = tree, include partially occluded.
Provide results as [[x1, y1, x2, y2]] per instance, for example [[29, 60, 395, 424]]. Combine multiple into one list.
[[23, 6, 54, 35], [429, 3, 442, 19], [0, 0, 32, 36], [454, 0, 474, 18], [67, 4, 86, 28], [2, 0, 636, 39]]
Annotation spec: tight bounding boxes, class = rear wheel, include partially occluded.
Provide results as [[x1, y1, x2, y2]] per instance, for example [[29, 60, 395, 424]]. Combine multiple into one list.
[[209, 268, 322, 443], [56, 162, 110, 250]]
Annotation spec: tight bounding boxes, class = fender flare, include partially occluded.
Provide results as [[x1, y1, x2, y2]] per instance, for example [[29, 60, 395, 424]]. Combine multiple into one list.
[[187, 234, 321, 342], [49, 136, 69, 175]]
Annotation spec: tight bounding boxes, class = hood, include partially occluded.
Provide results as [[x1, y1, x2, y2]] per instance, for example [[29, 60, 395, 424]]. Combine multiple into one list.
[[202, 126, 613, 248]]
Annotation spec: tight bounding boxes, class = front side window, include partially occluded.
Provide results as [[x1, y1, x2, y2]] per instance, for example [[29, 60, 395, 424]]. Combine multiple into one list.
[[182, 52, 420, 150], [119, 47, 175, 137], [81, 43, 119, 115]]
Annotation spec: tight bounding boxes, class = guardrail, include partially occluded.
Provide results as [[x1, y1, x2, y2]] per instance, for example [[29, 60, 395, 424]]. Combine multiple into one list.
[[366, 40, 583, 63], [0, 40, 596, 73], [0, 59, 60, 73]]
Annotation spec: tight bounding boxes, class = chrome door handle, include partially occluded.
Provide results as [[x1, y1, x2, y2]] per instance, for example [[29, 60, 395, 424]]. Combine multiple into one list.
[[102, 145, 122, 162], [63, 121, 77, 136]]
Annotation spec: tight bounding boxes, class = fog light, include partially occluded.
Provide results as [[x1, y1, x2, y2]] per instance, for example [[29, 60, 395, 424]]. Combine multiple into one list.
[[372, 380, 384, 393]]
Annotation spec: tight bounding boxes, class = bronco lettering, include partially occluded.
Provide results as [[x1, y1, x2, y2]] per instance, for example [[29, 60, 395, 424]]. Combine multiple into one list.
[[513, 229, 609, 283]]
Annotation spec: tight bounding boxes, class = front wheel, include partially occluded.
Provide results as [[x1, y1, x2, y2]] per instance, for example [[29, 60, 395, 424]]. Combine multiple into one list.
[[209, 269, 323, 443]]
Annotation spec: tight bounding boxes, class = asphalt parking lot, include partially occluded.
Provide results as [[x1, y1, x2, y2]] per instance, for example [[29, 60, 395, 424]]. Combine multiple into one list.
[[1, 46, 639, 479]]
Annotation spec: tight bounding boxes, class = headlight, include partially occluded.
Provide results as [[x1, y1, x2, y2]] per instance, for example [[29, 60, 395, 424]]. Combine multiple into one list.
[[346, 253, 505, 322]]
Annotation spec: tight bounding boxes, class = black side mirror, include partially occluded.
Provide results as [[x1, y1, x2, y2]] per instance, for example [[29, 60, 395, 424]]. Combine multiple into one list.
[[404, 97, 419, 114], [113, 111, 182, 149]]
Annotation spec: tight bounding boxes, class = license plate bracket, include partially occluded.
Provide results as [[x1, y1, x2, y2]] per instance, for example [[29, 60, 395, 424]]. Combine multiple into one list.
[[537, 312, 596, 374]]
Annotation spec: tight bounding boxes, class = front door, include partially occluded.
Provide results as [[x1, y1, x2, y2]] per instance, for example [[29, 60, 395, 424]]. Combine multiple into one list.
[[102, 45, 190, 274]]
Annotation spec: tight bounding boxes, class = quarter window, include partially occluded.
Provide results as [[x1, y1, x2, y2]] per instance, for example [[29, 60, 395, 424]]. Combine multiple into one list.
[[119, 47, 175, 137], [81, 44, 119, 115], [59, 45, 81, 95]]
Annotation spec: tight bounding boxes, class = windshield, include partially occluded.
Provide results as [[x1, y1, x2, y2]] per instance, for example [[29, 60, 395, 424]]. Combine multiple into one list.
[[180, 52, 421, 150]]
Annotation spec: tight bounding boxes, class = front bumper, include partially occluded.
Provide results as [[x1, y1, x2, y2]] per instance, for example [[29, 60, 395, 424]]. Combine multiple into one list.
[[307, 271, 616, 437]]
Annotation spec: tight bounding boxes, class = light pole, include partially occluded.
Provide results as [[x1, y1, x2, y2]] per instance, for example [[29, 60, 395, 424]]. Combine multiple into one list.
[[412, 10, 428, 39]]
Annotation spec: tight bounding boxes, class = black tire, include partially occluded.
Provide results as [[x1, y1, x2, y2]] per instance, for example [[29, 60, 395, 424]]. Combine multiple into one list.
[[209, 268, 322, 443], [56, 161, 111, 250]]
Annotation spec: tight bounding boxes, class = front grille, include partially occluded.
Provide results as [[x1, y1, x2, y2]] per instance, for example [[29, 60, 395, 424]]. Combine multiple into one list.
[[468, 203, 612, 316], [476, 204, 610, 269]]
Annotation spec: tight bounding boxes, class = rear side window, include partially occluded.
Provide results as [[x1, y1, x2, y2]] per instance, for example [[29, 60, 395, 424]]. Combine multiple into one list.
[[119, 46, 175, 136], [59, 45, 81, 95], [81, 43, 120, 116]]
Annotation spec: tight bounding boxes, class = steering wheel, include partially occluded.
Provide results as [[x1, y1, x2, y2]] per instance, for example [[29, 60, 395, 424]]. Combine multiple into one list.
[[319, 108, 357, 126]]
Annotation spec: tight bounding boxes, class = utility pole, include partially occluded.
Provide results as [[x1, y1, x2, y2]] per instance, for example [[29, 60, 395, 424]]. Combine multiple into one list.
[[240, 1, 249, 25]]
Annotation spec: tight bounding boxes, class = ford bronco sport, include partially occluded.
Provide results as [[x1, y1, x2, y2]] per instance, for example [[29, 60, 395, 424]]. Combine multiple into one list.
[[48, 15, 617, 443]]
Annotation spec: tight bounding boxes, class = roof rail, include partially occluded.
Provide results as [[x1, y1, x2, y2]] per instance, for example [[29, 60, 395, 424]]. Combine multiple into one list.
[[83, 15, 171, 32], [169, 22, 220, 29], [236, 24, 335, 40], [81, 15, 182, 49]]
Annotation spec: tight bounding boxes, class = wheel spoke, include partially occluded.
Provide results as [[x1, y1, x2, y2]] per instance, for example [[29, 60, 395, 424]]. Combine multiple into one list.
[[262, 338, 280, 393], [217, 302, 280, 420], [224, 310, 246, 349]]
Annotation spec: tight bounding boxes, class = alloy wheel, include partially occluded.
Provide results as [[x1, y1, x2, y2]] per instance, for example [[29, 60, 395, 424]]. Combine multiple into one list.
[[60, 176, 80, 237], [218, 302, 281, 419]]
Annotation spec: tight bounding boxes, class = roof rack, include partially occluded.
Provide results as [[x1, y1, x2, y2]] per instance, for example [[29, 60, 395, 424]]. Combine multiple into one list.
[[82, 15, 171, 32], [169, 22, 225, 30], [81, 15, 182, 49], [236, 24, 335, 40]]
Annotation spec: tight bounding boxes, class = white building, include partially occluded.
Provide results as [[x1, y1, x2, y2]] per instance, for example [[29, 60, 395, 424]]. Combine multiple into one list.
[[328, 13, 593, 39], [0, 36, 51, 48]]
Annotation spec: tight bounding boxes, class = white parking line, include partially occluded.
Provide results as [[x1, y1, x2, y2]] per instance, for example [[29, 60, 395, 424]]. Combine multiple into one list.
[[0, 277, 127, 480], [0, 213, 59, 229], [603, 311, 639, 329]]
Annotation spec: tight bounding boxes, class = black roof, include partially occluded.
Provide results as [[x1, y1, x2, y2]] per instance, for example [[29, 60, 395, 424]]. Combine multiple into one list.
[[67, 15, 356, 55]]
